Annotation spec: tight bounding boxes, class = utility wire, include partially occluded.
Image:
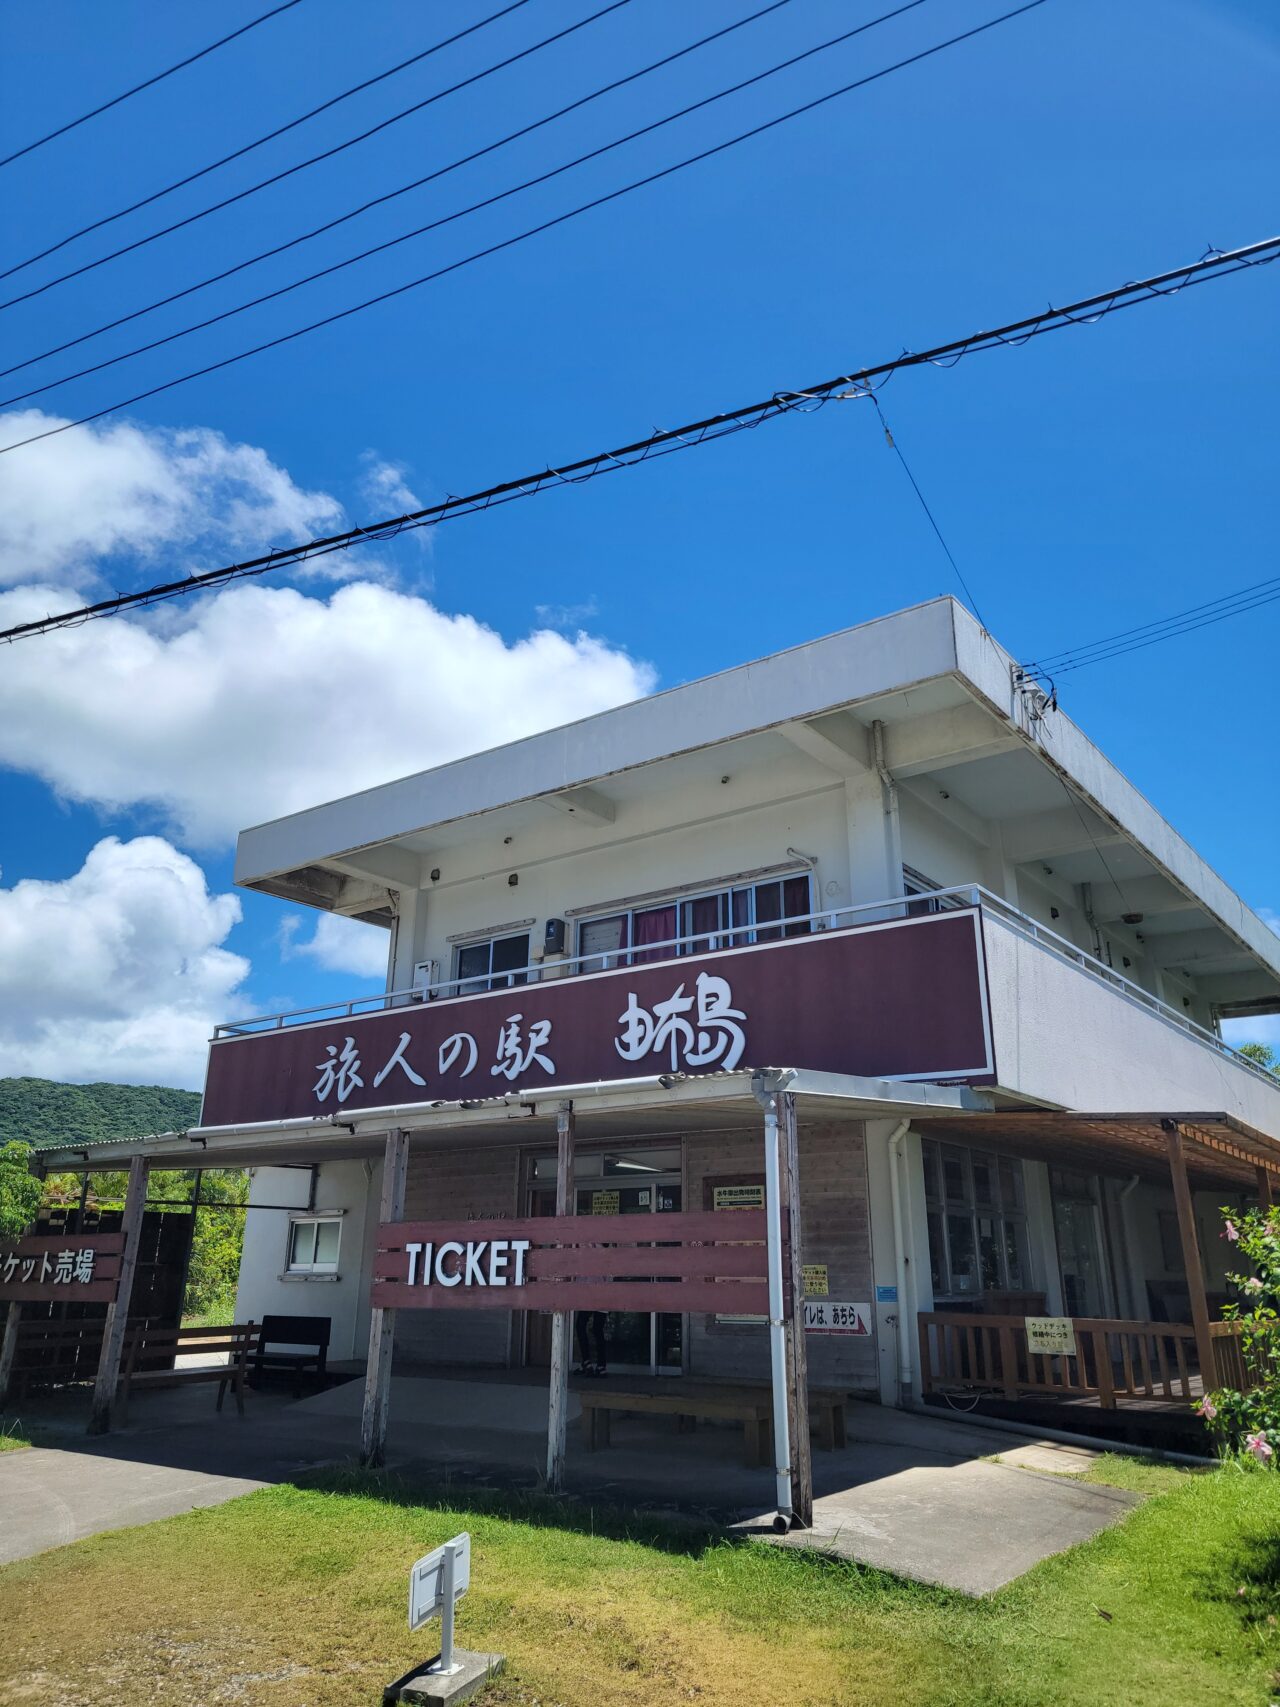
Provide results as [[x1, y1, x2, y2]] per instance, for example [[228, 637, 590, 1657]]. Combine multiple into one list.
[[0, 0, 306, 171], [864, 393, 988, 628], [2, 233, 1274, 644], [0, 0, 534, 281], [0, 0, 627, 313], [0, 0, 810, 390], [1, 0, 932, 410], [1019, 572, 1280, 677], [0, 0, 1053, 455]]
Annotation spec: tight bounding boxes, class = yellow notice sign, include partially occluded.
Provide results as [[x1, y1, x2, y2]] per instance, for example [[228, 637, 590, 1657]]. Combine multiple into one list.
[[713, 1184, 764, 1212], [590, 1190, 620, 1216], [1025, 1316, 1077, 1357], [802, 1265, 829, 1297]]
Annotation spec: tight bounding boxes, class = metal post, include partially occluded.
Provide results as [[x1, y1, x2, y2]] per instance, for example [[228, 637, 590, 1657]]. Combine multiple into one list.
[[753, 1072, 795, 1528], [1163, 1122, 1217, 1388], [777, 1090, 813, 1529], [361, 1128, 409, 1467], [436, 1541, 459, 1675], [89, 1154, 147, 1434], [546, 1102, 575, 1492]]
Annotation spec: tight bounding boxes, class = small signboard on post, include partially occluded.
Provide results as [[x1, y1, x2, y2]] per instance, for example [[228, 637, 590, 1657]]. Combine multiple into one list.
[[1025, 1316, 1077, 1357]]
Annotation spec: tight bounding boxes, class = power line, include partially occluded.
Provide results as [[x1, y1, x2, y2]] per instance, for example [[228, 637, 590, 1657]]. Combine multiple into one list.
[[863, 393, 989, 629], [0, 0, 627, 313], [2, 233, 1274, 644], [0, 0, 809, 390], [1019, 572, 1280, 678], [0, 0, 1053, 456], [0, 0, 306, 171], [2, 0, 932, 411], [0, 0, 534, 281]]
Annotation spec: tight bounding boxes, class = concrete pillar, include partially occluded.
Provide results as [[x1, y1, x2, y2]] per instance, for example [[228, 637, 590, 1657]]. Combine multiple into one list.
[[389, 888, 429, 994], [360, 1129, 409, 1467], [844, 771, 901, 912]]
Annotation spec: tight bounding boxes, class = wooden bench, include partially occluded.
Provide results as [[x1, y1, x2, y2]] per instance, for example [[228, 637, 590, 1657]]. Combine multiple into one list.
[[249, 1313, 331, 1395], [577, 1382, 847, 1467], [118, 1321, 258, 1423]]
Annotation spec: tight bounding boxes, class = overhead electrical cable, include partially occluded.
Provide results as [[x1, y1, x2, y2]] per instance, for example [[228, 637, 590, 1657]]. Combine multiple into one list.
[[0, 0, 535, 280], [0, 0, 630, 313], [0, 0, 1053, 451], [0, 0, 812, 388], [1, 0, 936, 410], [0, 0, 306, 171], [2, 233, 1274, 643]]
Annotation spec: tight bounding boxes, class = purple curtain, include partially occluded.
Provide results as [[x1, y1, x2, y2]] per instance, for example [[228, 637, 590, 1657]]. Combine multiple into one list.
[[633, 905, 677, 964]]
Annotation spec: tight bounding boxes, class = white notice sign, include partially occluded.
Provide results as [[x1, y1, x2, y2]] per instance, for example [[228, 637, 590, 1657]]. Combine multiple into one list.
[[803, 1299, 871, 1336], [409, 1533, 471, 1632], [1025, 1316, 1077, 1357]]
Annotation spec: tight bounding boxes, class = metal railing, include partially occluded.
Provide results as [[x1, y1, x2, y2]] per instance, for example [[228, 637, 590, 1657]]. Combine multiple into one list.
[[210, 884, 1279, 1087]]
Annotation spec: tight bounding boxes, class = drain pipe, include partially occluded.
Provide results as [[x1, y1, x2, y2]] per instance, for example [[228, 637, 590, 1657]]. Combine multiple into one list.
[[752, 1068, 798, 1531], [887, 1121, 913, 1401]]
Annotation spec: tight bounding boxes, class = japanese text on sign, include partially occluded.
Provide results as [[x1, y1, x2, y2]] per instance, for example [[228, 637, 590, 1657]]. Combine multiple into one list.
[[803, 1299, 871, 1336]]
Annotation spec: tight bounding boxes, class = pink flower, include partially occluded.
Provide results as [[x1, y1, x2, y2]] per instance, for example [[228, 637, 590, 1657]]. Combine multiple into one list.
[[1244, 1432, 1273, 1463], [1197, 1397, 1218, 1421], [1242, 1276, 1264, 1294], [1225, 1219, 1240, 1242]]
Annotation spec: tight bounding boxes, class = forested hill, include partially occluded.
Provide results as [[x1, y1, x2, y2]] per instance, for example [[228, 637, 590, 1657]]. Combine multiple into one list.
[[0, 1077, 202, 1150]]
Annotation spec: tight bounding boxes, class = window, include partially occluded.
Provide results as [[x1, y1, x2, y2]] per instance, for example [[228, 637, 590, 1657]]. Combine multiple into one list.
[[287, 1217, 341, 1275], [454, 931, 530, 993], [922, 1140, 1029, 1301], [903, 866, 965, 917], [576, 874, 811, 971]]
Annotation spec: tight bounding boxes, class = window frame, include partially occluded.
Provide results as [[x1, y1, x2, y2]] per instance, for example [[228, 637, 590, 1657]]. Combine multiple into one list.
[[921, 1139, 1030, 1302], [285, 1215, 343, 1277], [575, 871, 812, 971], [452, 930, 531, 993]]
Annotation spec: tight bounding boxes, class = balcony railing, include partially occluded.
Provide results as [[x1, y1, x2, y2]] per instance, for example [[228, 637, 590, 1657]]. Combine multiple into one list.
[[210, 884, 1278, 1088]]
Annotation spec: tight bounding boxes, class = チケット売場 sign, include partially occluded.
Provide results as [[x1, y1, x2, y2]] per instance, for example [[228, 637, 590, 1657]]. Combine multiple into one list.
[[0, 1233, 125, 1305]]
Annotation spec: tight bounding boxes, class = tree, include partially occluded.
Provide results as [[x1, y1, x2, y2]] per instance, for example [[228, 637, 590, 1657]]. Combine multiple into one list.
[[0, 1141, 42, 1239], [1238, 1042, 1279, 1073]]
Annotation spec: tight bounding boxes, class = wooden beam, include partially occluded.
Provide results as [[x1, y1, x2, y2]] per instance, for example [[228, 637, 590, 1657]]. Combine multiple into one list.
[[360, 1128, 409, 1468], [546, 1103, 576, 1493], [88, 1154, 147, 1435], [1258, 1167, 1274, 1213], [1164, 1123, 1217, 1387], [777, 1091, 813, 1528], [0, 1301, 20, 1407]]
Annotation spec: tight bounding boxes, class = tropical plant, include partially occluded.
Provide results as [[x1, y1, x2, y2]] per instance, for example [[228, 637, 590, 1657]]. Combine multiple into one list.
[[1196, 1205, 1280, 1465], [0, 1140, 42, 1239]]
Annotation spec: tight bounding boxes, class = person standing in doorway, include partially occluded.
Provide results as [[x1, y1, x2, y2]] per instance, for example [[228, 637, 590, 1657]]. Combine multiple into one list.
[[575, 1310, 607, 1375]]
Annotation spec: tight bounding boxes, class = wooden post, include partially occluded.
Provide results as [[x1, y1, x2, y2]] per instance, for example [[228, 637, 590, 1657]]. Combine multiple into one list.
[[0, 1301, 21, 1407], [89, 1154, 147, 1434], [1164, 1123, 1216, 1387], [546, 1102, 576, 1493], [1257, 1167, 1274, 1213], [777, 1091, 813, 1529], [360, 1128, 409, 1468]]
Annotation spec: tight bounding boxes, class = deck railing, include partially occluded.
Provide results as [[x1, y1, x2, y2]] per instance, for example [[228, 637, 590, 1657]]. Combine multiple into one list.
[[918, 1311, 1254, 1409]]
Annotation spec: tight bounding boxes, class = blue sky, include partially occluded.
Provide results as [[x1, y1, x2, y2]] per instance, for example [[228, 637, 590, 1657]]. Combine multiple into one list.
[[0, 0, 1277, 1085]]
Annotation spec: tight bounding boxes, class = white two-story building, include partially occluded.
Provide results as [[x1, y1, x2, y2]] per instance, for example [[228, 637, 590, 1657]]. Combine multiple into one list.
[[37, 598, 1280, 1471]]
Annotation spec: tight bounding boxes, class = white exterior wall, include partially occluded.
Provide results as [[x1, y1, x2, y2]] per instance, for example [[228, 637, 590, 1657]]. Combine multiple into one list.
[[982, 912, 1280, 1129], [235, 1159, 380, 1362]]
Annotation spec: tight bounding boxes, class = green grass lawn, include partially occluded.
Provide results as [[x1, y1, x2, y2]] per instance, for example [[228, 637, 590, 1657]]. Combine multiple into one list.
[[0, 1457, 1277, 1706], [0, 1422, 29, 1451]]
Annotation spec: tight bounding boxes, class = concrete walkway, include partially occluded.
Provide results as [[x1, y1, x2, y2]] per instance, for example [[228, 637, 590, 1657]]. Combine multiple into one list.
[[0, 1383, 1141, 1593]]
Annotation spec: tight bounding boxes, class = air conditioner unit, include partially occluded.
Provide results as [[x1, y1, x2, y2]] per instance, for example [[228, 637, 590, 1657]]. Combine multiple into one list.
[[411, 959, 437, 1001]]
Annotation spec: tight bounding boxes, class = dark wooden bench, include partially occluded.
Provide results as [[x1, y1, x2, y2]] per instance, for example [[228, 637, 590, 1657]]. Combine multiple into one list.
[[118, 1321, 258, 1422], [577, 1381, 847, 1467], [249, 1314, 331, 1394]]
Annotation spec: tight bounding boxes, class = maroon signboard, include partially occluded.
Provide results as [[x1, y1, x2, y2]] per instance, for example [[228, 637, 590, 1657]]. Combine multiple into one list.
[[370, 1210, 784, 1316], [202, 906, 995, 1127], [0, 1233, 125, 1305]]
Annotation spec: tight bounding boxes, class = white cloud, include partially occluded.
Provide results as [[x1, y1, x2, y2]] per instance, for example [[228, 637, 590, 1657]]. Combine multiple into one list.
[[0, 837, 248, 1089], [0, 577, 655, 845], [0, 410, 343, 587], [281, 912, 389, 980], [358, 450, 423, 517]]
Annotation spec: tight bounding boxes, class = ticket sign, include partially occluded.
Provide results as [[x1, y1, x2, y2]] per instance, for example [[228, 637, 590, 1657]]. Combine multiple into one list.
[[0, 1233, 124, 1305], [803, 1299, 871, 1336], [1026, 1316, 1077, 1357]]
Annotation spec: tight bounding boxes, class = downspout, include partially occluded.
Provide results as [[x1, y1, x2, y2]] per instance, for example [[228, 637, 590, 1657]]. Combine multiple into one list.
[[751, 1068, 797, 1531], [871, 720, 902, 897], [887, 1120, 913, 1401]]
